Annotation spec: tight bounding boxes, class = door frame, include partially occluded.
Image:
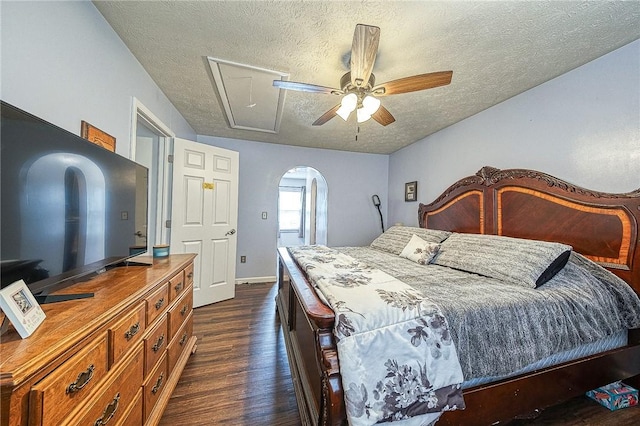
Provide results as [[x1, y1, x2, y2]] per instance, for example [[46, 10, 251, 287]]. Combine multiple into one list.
[[129, 97, 175, 247]]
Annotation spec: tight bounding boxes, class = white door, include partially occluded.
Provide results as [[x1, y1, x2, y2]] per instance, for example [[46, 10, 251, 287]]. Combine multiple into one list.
[[170, 138, 239, 307]]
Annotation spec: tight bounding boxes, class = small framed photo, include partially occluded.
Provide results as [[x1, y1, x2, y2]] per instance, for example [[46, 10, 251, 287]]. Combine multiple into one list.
[[0, 280, 46, 338], [405, 181, 418, 202]]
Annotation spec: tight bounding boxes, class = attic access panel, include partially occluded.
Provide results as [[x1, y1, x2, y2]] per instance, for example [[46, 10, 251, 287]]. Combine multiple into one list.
[[207, 57, 288, 134]]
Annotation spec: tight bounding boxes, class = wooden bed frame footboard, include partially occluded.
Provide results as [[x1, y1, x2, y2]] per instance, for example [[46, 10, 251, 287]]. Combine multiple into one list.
[[277, 247, 345, 425], [276, 167, 640, 426]]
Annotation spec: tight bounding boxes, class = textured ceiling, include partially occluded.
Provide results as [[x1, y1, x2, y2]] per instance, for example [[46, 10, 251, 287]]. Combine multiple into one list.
[[93, 1, 640, 154]]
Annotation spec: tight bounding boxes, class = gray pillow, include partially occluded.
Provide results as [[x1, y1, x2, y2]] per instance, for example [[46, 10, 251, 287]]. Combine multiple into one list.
[[370, 225, 451, 255], [432, 233, 572, 288]]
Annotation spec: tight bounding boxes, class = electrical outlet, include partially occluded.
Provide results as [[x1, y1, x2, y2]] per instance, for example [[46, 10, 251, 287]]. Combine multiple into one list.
[[240, 255, 246, 263], [261, 211, 267, 220]]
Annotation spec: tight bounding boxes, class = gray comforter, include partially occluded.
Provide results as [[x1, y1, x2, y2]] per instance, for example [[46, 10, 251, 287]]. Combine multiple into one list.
[[334, 247, 640, 380]]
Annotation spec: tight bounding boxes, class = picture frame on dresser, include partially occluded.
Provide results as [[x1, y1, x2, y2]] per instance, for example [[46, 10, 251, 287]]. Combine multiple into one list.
[[0, 279, 46, 338]]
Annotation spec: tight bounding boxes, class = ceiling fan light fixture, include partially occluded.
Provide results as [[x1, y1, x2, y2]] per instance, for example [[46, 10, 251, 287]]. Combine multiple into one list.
[[356, 108, 372, 123], [336, 93, 357, 121], [361, 95, 381, 115], [356, 95, 380, 122], [336, 105, 352, 121]]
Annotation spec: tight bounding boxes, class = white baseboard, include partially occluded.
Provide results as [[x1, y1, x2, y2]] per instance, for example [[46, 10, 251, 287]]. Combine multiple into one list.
[[235, 276, 277, 285]]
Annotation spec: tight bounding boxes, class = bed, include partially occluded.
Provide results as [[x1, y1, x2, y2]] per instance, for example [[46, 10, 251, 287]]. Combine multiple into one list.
[[275, 166, 640, 426]]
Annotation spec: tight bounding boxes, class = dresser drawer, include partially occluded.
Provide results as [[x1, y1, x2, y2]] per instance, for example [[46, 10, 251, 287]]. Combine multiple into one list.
[[168, 269, 185, 302], [167, 312, 193, 374], [184, 262, 194, 286], [168, 286, 193, 340], [144, 314, 168, 377], [143, 353, 168, 421], [70, 343, 143, 426], [146, 282, 169, 325], [116, 388, 143, 426], [29, 333, 109, 426], [109, 302, 146, 366]]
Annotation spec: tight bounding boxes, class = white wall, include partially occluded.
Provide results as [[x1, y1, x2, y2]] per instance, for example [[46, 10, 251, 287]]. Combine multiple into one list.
[[389, 40, 640, 226], [197, 136, 389, 281], [1, 0, 196, 158]]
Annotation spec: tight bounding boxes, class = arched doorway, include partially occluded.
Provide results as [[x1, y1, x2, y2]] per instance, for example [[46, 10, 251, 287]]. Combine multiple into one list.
[[277, 166, 328, 247]]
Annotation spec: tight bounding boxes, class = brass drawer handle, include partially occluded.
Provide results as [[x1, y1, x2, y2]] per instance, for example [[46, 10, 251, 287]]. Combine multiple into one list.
[[174, 282, 183, 292], [124, 322, 140, 341], [187, 272, 194, 279], [94, 393, 120, 426], [152, 334, 165, 352], [180, 305, 188, 316], [155, 298, 165, 310], [179, 333, 188, 346], [151, 372, 164, 395], [66, 364, 95, 394]]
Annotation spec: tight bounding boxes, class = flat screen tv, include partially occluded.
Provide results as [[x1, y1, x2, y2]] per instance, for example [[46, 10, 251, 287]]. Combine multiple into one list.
[[1, 101, 149, 301]]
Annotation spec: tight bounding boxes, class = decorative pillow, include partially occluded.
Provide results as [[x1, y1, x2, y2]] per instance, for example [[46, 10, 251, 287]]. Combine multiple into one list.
[[432, 233, 572, 288], [370, 225, 451, 255], [399, 234, 440, 265]]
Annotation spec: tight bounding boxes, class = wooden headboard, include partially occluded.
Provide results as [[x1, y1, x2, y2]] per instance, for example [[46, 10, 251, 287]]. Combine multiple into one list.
[[419, 166, 640, 294]]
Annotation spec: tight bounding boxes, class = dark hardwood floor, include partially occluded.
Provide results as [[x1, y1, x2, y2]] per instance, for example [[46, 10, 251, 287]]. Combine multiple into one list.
[[159, 282, 299, 425], [160, 283, 639, 425]]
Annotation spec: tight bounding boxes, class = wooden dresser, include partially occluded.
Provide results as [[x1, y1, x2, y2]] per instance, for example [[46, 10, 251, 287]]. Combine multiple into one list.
[[0, 254, 197, 426]]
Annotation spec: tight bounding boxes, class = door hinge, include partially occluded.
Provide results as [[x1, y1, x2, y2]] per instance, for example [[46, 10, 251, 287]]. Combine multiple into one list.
[[165, 220, 171, 228], [167, 154, 174, 163]]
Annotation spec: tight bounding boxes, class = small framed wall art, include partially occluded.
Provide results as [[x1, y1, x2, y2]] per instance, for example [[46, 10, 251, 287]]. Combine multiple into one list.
[[405, 181, 418, 202], [0, 280, 46, 338], [81, 120, 116, 152]]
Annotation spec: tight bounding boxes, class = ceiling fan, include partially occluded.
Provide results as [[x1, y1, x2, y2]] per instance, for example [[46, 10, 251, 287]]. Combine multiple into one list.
[[273, 24, 453, 127]]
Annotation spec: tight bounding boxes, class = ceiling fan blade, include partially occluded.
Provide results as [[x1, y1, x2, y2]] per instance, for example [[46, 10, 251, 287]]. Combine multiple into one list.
[[350, 24, 380, 88], [371, 105, 395, 126], [273, 80, 343, 95], [372, 71, 453, 96], [312, 104, 341, 126]]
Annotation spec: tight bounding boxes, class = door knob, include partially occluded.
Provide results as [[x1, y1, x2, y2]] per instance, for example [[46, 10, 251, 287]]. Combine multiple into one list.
[[225, 229, 236, 236]]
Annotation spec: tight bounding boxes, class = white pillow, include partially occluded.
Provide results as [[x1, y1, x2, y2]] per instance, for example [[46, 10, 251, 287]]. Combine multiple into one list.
[[399, 234, 440, 265]]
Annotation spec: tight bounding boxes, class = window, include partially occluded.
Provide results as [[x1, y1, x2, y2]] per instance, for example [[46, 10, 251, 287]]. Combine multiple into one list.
[[278, 186, 304, 233]]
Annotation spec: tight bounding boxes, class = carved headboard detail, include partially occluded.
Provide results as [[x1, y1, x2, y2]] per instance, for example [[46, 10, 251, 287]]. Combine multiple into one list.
[[419, 166, 640, 293]]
